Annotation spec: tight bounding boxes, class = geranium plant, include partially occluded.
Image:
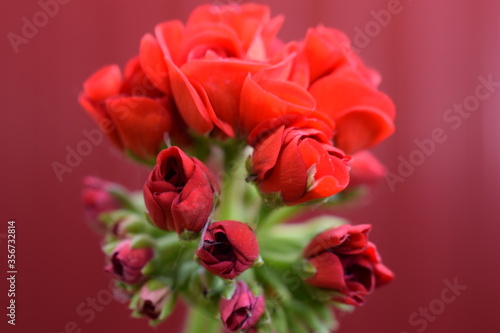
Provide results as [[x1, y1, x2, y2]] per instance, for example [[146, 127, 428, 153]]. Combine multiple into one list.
[[80, 3, 395, 332]]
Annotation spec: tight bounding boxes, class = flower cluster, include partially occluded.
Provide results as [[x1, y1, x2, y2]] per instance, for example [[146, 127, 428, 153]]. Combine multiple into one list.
[[80, 4, 395, 333]]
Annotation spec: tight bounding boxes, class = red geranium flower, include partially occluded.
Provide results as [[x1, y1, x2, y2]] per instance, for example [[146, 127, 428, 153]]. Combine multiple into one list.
[[248, 115, 350, 205], [303, 224, 394, 305]]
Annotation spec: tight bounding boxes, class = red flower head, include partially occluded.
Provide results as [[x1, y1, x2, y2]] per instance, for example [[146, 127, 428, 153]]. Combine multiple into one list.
[[82, 176, 123, 233], [140, 4, 286, 137], [285, 25, 396, 154], [248, 115, 350, 205], [196, 221, 259, 279], [106, 239, 154, 285], [79, 57, 176, 161], [303, 224, 394, 305], [137, 284, 171, 320], [143, 147, 220, 236], [220, 281, 265, 332]]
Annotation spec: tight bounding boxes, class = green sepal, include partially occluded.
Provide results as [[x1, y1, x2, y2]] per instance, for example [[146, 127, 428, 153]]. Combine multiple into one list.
[[130, 309, 142, 318], [296, 259, 317, 280], [252, 255, 264, 268], [179, 229, 200, 241], [129, 291, 141, 310], [99, 209, 133, 227], [221, 279, 236, 299], [155, 292, 177, 322], [122, 218, 148, 234], [303, 284, 338, 303], [141, 261, 156, 276], [102, 240, 121, 255], [260, 191, 284, 209], [130, 234, 155, 249]]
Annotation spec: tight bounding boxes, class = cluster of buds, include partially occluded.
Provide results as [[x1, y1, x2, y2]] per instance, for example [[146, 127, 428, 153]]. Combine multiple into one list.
[[80, 3, 395, 333]]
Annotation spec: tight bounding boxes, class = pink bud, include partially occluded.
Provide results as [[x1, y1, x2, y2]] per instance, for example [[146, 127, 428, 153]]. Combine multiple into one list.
[[82, 176, 123, 233], [105, 240, 153, 285], [220, 281, 265, 332], [138, 285, 171, 319]]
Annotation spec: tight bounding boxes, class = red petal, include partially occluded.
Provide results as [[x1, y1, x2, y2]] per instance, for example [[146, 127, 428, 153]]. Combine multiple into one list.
[[189, 79, 235, 137], [304, 225, 350, 257], [218, 221, 259, 261], [182, 23, 244, 62], [78, 94, 123, 149], [83, 65, 122, 102], [171, 186, 213, 233], [105, 97, 171, 160], [186, 4, 270, 52], [251, 125, 285, 179], [155, 20, 186, 65], [335, 108, 395, 153], [303, 26, 351, 83], [259, 136, 308, 203], [305, 252, 346, 290], [240, 76, 316, 134], [181, 59, 268, 131], [166, 59, 214, 135], [139, 34, 171, 94], [309, 70, 395, 120]]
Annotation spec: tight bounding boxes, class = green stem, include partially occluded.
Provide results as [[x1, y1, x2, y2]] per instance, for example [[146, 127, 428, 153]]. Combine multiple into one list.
[[258, 205, 305, 230], [185, 307, 221, 333], [216, 143, 250, 222]]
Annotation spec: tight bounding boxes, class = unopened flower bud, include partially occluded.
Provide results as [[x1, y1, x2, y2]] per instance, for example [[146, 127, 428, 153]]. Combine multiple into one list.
[[197, 221, 259, 279], [105, 239, 154, 285]]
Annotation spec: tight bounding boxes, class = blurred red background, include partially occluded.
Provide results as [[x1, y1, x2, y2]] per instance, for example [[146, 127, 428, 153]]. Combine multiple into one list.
[[1, 0, 499, 332]]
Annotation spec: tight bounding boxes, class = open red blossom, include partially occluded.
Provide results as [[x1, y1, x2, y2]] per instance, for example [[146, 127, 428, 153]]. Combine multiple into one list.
[[105, 240, 154, 285], [280, 25, 395, 154], [196, 221, 259, 279], [220, 281, 265, 332], [303, 224, 394, 305], [79, 57, 176, 161], [140, 4, 286, 138], [248, 115, 350, 205], [144, 147, 220, 236]]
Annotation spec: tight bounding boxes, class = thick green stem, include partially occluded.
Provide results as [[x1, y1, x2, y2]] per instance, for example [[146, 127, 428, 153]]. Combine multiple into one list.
[[185, 307, 221, 333], [216, 143, 251, 222]]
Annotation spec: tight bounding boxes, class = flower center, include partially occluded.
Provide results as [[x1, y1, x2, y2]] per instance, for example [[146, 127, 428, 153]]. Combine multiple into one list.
[[164, 157, 187, 187], [206, 231, 234, 262]]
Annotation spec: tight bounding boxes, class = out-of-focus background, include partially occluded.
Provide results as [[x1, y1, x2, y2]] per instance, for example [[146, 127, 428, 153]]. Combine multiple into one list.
[[1, 0, 498, 332]]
